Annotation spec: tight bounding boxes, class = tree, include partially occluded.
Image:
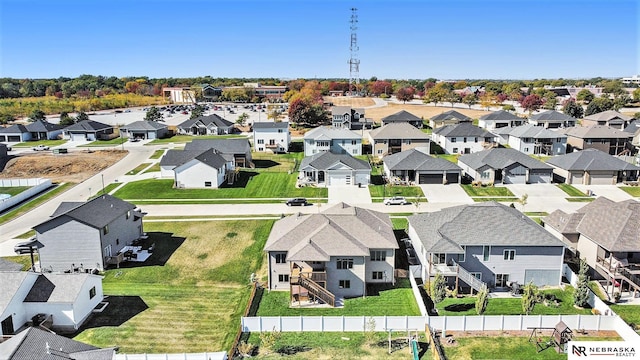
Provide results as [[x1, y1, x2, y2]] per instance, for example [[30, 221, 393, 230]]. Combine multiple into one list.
[[475, 286, 489, 315], [445, 92, 461, 107], [423, 83, 451, 105], [369, 80, 393, 96], [28, 109, 46, 122], [541, 90, 558, 110], [430, 273, 446, 303], [462, 93, 477, 109], [479, 93, 497, 110], [585, 97, 614, 116], [576, 89, 595, 103], [574, 258, 590, 308], [236, 112, 249, 126], [0, 113, 15, 125], [189, 104, 205, 119], [520, 94, 543, 114], [144, 106, 164, 122], [613, 94, 630, 111], [396, 86, 415, 103], [633, 88, 640, 102], [519, 193, 528, 212], [287, 98, 328, 125], [75, 112, 89, 122], [59, 111, 75, 126], [522, 282, 538, 315], [502, 104, 516, 112], [562, 99, 584, 119]]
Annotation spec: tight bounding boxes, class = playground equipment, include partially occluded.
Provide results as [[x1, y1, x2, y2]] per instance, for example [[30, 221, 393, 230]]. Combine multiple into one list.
[[528, 321, 574, 353]]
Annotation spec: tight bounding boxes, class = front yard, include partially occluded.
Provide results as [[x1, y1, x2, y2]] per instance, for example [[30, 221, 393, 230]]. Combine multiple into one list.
[[369, 184, 426, 202], [620, 186, 640, 197], [79, 138, 127, 147], [556, 184, 587, 197], [13, 139, 68, 148], [460, 184, 515, 197]]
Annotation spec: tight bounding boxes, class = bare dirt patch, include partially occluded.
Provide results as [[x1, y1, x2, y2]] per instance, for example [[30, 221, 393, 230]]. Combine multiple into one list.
[[0, 150, 127, 183], [365, 103, 490, 123], [443, 330, 620, 344]]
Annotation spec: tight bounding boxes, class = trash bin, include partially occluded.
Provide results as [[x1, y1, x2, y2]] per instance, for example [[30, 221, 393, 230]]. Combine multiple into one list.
[[587, 189, 593, 196], [358, 183, 362, 188]]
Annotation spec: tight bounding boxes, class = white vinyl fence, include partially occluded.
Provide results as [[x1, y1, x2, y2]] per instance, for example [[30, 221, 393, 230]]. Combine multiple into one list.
[[562, 264, 615, 316], [115, 352, 227, 360], [0, 178, 52, 213], [408, 267, 428, 316]]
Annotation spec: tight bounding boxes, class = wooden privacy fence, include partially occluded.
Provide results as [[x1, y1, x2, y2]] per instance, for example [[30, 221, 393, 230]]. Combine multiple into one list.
[[425, 325, 446, 360], [228, 282, 259, 359]]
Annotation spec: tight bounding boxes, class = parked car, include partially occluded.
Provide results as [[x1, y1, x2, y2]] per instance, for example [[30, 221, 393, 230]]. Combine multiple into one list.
[[383, 196, 409, 205], [1, 143, 12, 151], [32, 145, 50, 151], [130, 138, 141, 142], [286, 198, 308, 206]]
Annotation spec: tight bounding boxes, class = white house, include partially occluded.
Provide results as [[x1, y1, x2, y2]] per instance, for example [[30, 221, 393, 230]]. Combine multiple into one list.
[[303, 126, 362, 156], [478, 110, 525, 131], [432, 123, 497, 155], [298, 152, 371, 187], [253, 121, 290, 153], [173, 149, 231, 189], [494, 124, 567, 156]]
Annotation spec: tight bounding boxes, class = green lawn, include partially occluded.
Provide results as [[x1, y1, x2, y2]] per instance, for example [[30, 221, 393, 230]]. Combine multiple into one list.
[[146, 134, 246, 145], [78, 138, 127, 147], [252, 152, 304, 173], [74, 220, 274, 353], [0, 256, 35, 271], [113, 173, 327, 201], [391, 217, 408, 230], [0, 183, 74, 225], [530, 154, 551, 162], [472, 197, 520, 203], [524, 212, 549, 217], [566, 197, 595, 202], [0, 186, 31, 196], [436, 154, 459, 163], [620, 186, 640, 197], [15, 229, 36, 239], [13, 139, 68, 148], [256, 279, 421, 317], [89, 183, 121, 199], [461, 184, 515, 197], [143, 163, 161, 173], [556, 184, 587, 196], [149, 149, 166, 159], [435, 287, 592, 316], [369, 185, 425, 199], [609, 305, 640, 328], [126, 163, 151, 175]]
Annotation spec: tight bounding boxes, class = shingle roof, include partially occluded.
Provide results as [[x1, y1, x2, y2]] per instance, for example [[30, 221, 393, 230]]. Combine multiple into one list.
[[0, 327, 115, 360], [300, 152, 370, 171], [0, 271, 29, 315], [529, 110, 577, 122], [545, 149, 640, 171], [623, 120, 640, 134], [184, 138, 251, 154], [303, 126, 361, 140], [458, 148, 552, 170], [252, 121, 289, 129], [120, 120, 168, 131], [35, 194, 136, 230], [159, 150, 206, 167], [177, 114, 233, 129], [560, 125, 633, 139], [430, 110, 472, 122], [503, 124, 566, 139], [369, 122, 430, 140], [331, 106, 364, 115], [408, 202, 564, 253], [432, 123, 494, 138], [23, 273, 94, 303], [0, 124, 28, 134], [479, 110, 523, 121], [25, 120, 64, 132], [192, 149, 228, 170], [381, 110, 422, 123], [384, 149, 462, 171], [583, 110, 633, 122], [64, 120, 112, 132], [264, 203, 398, 260]]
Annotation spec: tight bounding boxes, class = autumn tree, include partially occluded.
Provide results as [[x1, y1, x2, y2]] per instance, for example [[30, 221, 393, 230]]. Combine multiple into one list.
[[369, 80, 393, 96], [541, 90, 558, 110], [479, 92, 497, 110], [28, 109, 46, 122], [562, 99, 584, 119], [59, 111, 75, 126], [445, 92, 461, 107], [576, 89, 595, 103], [75, 112, 89, 122], [144, 106, 164, 122], [520, 94, 544, 114], [287, 98, 328, 125], [0, 113, 15, 124], [462, 93, 477, 109], [190, 104, 205, 119], [423, 83, 451, 105], [395, 86, 415, 103]]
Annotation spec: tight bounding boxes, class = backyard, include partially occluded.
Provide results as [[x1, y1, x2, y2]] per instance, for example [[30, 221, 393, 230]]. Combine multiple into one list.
[[146, 134, 246, 145], [73, 220, 274, 353], [0, 186, 31, 196]]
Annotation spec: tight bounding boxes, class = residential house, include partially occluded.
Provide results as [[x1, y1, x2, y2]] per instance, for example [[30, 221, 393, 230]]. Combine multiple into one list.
[[331, 106, 372, 130], [368, 123, 430, 157], [33, 195, 145, 273], [0, 271, 104, 336], [543, 197, 640, 295], [624, 120, 640, 164], [545, 148, 639, 184], [560, 125, 634, 155], [176, 114, 234, 135], [0, 327, 116, 359], [184, 138, 253, 167], [478, 110, 525, 131], [264, 203, 398, 305], [383, 148, 462, 184], [298, 152, 371, 187], [528, 110, 577, 129], [253, 121, 290, 153], [408, 202, 565, 292], [582, 110, 634, 130], [119, 120, 169, 140], [458, 148, 553, 184], [201, 84, 223, 100], [494, 124, 567, 155], [173, 149, 232, 189], [303, 126, 362, 156], [429, 110, 472, 129], [63, 120, 114, 141], [0, 124, 29, 143], [0, 120, 64, 143], [431, 123, 496, 155], [381, 110, 423, 128]]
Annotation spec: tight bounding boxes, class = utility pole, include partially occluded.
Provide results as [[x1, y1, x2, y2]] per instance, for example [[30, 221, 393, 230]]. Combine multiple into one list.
[[348, 7, 360, 96]]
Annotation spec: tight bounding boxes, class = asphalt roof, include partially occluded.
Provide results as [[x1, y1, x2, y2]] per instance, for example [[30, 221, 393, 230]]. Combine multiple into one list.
[[583, 110, 633, 122], [0, 124, 28, 134], [381, 110, 422, 123], [25, 120, 64, 132], [120, 120, 168, 131], [502, 124, 567, 139], [63, 120, 112, 132], [160, 150, 207, 167], [529, 110, 577, 122], [299, 152, 371, 171], [184, 138, 251, 154], [383, 149, 462, 171], [0, 327, 114, 360], [331, 106, 364, 115], [545, 148, 640, 171], [369, 122, 430, 139], [252, 121, 289, 129], [408, 202, 564, 253], [35, 194, 136, 231], [458, 148, 552, 170], [177, 114, 233, 129], [430, 110, 471, 122], [432, 123, 494, 138], [560, 125, 633, 139], [191, 149, 228, 170], [479, 110, 523, 121], [23, 273, 94, 303], [303, 126, 361, 140], [623, 120, 640, 134], [0, 271, 29, 315]]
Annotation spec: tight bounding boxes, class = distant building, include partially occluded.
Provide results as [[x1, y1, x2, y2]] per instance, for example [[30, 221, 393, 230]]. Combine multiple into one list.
[[621, 75, 640, 85], [162, 87, 196, 104]]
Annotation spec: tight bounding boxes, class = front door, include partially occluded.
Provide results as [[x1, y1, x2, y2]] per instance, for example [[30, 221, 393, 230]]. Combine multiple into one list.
[[1, 315, 14, 335], [318, 171, 325, 183], [495, 274, 509, 288]]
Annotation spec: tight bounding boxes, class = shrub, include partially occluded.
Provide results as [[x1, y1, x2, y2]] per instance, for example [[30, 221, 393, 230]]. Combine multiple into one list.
[[574, 258, 590, 308], [430, 273, 446, 303], [613, 292, 621, 303], [476, 286, 489, 315]]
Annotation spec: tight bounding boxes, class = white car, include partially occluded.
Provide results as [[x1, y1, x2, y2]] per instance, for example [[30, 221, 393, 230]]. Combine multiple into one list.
[[383, 196, 409, 205], [32, 145, 50, 151]]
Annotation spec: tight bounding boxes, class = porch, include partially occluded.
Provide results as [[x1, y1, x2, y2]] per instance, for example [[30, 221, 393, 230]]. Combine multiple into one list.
[[289, 261, 335, 307], [595, 255, 640, 298]]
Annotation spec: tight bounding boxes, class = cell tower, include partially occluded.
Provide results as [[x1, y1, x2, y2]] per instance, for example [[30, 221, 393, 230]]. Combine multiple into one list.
[[348, 7, 360, 96]]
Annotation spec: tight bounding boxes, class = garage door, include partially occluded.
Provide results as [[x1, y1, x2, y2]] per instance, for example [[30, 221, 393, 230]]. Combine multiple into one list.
[[445, 172, 459, 184], [552, 173, 566, 184], [529, 171, 551, 184], [504, 174, 526, 184], [524, 269, 560, 287], [7, 136, 20, 142], [329, 174, 348, 186], [589, 173, 613, 185], [571, 173, 584, 185], [418, 174, 442, 184], [70, 133, 85, 142], [147, 131, 156, 140]]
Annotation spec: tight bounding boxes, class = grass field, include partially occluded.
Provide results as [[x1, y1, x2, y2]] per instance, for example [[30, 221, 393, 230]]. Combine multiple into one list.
[[460, 184, 515, 197], [74, 220, 274, 353], [146, 134, 246, 145], [566, 197, 595, 202], [556, 184, 587, 196], [126, 163, 151, 175], [369, 185, 425, 202], [13, 139, 68, 148], [391, 217, 409, 230], [79, 138, 127, 147], [252, 152, 304, 173], [142, 163, 161, 173], [0, 182, 74, 225], [609, 304, 640, 328], [435, 154, 460, 163], [89, 183, 122, 199], [0, 186, 31, 196], [620, 186, 640, 197], [149, 149, 166, 159]]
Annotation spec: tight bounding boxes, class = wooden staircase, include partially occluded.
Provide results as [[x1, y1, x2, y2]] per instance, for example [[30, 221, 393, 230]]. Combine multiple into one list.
[[452, 260, 487, 293], [297, 274, 335, 307]]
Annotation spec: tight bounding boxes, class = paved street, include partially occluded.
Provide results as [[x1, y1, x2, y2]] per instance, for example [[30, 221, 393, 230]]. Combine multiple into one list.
[[328, 185, 372, 204]]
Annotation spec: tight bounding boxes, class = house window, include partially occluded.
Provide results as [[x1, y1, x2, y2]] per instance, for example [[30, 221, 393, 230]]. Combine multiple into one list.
[[116, 238, 119, 245], [103, 225, 109, 235], [503, 249, 515, 261], [433, 253, 446, 264], [339, 280, 351, 289], [337, 258, 353, 269], [496, 274, 510, 287], [370, 250, 386, 261], [278, 129, 283, 133], [453, 148, 458, 153], [278, 274, 289, 282], [451, 138, 457, 143], [204, 181, 212, 187], [470, 272, 482, 281], [524, 148, 529, 152], [457, 247, 465, 262], [372, 271, 384, 280], [377, 149, 383, 154], [257, 139, 264, 144], [483, 246, 490, 261], [463, 137, 467, 143], [351, 140, 357, 145], [481, 171, 491, 179], [89, 286, 96, 299], [352, 149, 357, 154], [405, 140, 411, 145], [275, 253, 286, 263], [474, 137, 478, 143]]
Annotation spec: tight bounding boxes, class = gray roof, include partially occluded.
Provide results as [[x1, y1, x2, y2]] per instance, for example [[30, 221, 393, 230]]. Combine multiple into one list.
[[369, 122, 430, 140], [177, 114, 233, 130], [264, 203, 398, 261], [560, 125, 633, 139], [458, 148, 552, 171], [300, 152, 371, 171], [184, 138, 251, 154], [384, 149, 462, 172], [331, 106, 364, 116], [25, 120, 64, 132], [408, 202, 564, 253], [303, 126, 361, 140], [381, 110, 422, 123], [0, 271, 29, 315], [252, 121, 289, 129], [583, 110, 633, 122], [430, 110, 471, 122], [0, 327, 115, 360], [623, 120, 640, 134], [433, 123, 494, 138], [544, 197, 640, 252], [0, 124, 28, 134], [0, 258, 23, 271], [502, 124, 566, 139], [64, 120, 112, 132], [192, 149, 228, 170], [35, 194, 137, 231], [24, 273, 94, 303], [545, 149, 640, 171], [120, 120, 168, 131], [529, 110, 576, 122], [159, 149, 205, 167], [479, 110, 522, 121]]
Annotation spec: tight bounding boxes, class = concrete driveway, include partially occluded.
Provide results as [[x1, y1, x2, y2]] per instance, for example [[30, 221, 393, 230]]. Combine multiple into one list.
[[506, 184, 583, 213], [571, 185, 635, 202], [328, 185, 372, 204], [419, 184, 473, 204]]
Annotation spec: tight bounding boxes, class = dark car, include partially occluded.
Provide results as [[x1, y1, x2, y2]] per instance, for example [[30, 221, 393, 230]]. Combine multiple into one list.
[[286, 198, 308, 206]]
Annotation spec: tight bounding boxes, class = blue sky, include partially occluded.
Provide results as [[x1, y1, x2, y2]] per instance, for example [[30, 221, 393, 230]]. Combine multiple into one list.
[[1, 0, 638, 80]]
